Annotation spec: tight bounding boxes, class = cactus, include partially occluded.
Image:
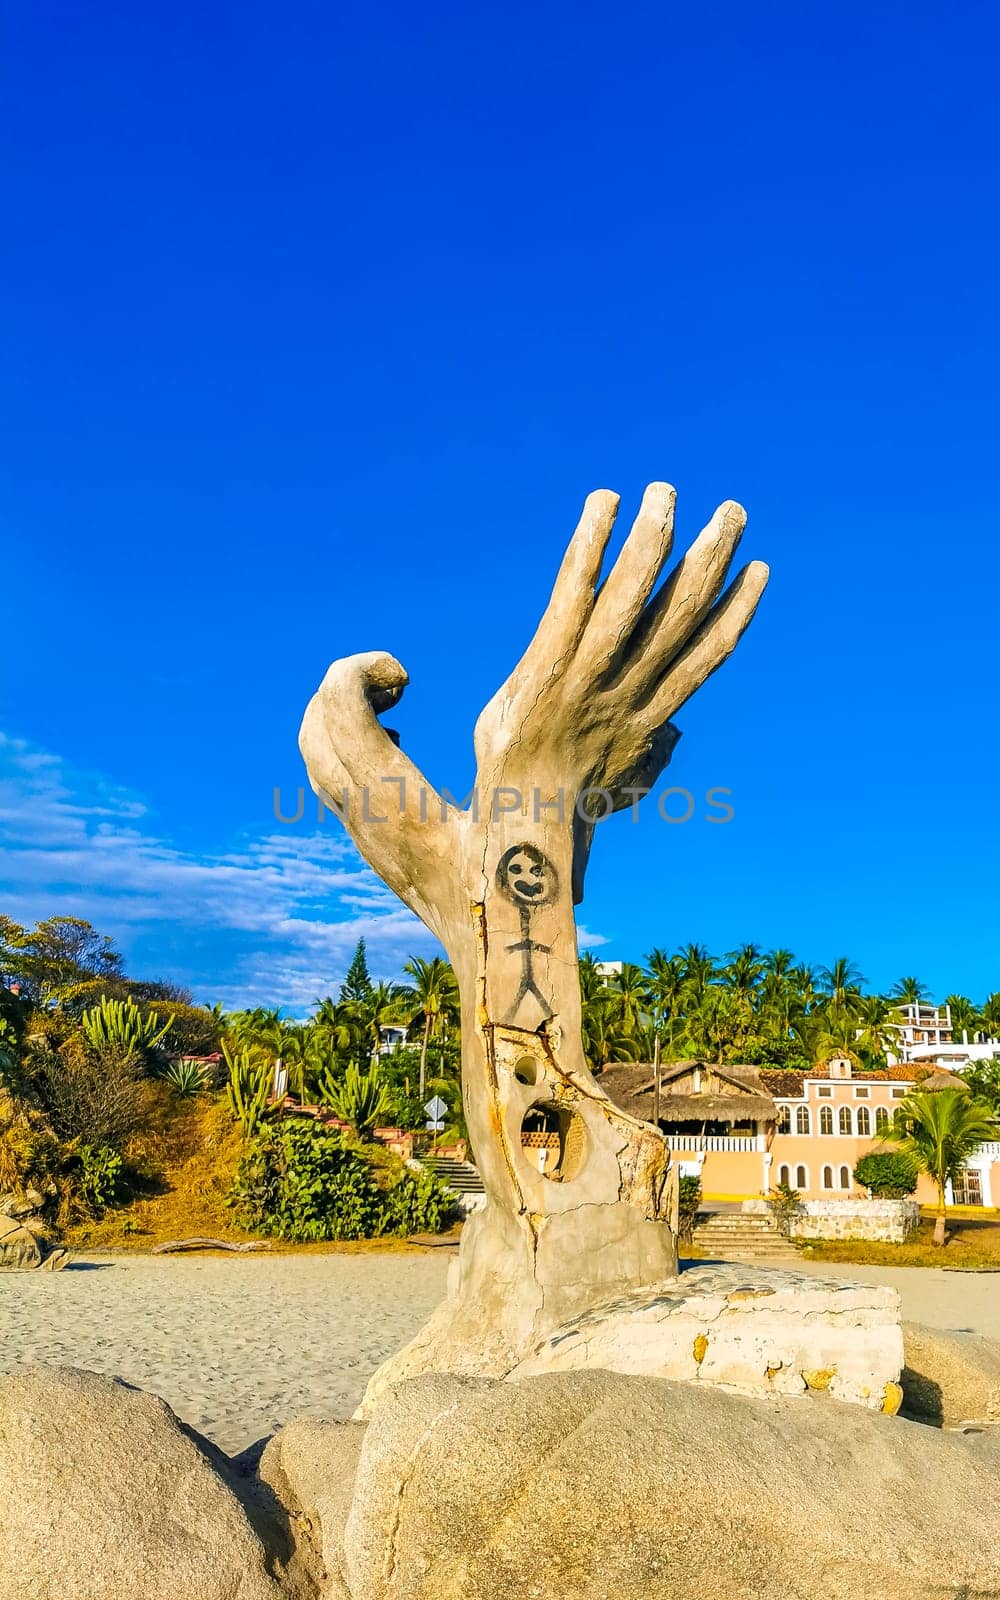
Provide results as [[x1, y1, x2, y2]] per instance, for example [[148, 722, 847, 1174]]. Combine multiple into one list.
[[81, 996, 172, 1062], [318, 1060, 391, 1141], [224, 1044, 276, 1138]]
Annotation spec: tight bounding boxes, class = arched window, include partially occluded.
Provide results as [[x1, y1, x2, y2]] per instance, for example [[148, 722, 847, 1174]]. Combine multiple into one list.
[[856, 1106, 871, 1137], [795, 1165, 808, 1190], [839, 1106, 853, 1136], [875, 1106, 890, 1133], [822, 1165, 834, 1190], [778, 1164, 791, 1187], [777, 1105, 791, 1134], [839, 1165, 851, 1190], [796, 1105, 811, 1136], [820, 1105, 834, 1135]]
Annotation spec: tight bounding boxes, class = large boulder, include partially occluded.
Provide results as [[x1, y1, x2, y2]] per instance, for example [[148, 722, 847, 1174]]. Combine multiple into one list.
[[258, 1418, 367, 1597], [903, 1320, 1000, 1426], [0, 1366, 289, 1599], [343, 1369, 1000, 1600]]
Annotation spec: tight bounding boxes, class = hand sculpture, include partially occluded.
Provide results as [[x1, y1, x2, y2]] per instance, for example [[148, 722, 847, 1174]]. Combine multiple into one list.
[[300, 483, 768, 1403]]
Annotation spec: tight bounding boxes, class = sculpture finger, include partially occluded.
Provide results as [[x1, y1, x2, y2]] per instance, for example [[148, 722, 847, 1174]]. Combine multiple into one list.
[[587, 482, 676, 667], [530, 488, 621, 661], [643, 560, 769, 724], [613, 499, 746, 691]]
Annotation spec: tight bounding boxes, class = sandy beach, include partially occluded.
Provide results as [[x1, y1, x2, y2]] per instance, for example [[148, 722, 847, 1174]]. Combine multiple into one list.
[[1, 1250, 997, 1455]]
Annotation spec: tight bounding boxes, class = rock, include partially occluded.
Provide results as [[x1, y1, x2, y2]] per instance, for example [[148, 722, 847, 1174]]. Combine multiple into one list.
[[510, 1262, 904, 1412], [259, 1418, 367, 1596], [903, 1320, 1000, 1426], [0, 1366, 289, 1599], [0, 1212, 42, 1268], [0, 1212, 70, 1269], [343, 1368, 1000, 1600]]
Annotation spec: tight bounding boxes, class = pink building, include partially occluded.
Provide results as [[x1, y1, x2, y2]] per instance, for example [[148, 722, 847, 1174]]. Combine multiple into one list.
[[599, 1054, 999, 1206]]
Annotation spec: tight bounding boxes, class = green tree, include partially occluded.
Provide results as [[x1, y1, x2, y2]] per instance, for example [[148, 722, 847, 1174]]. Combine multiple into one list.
[[890, 976, 930, 1005], [0, 916, 124, 1008], [818, 956, 865, 1016], [945, 994, 980, 1043], [340, 939, 374, 1004], [886, 1088, 998, 1245], [402, 956, 459, 1100]]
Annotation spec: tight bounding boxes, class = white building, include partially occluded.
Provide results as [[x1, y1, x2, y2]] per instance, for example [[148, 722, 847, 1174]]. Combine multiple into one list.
[[886, 1001, 1000, 1070]]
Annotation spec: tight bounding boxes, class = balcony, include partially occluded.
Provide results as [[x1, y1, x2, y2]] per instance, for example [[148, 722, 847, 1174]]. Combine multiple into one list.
[[663, 1133, 765, 1153]]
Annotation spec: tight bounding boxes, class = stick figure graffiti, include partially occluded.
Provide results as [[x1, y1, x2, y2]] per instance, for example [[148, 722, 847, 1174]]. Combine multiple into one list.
[[495, 843, 558, 1025]]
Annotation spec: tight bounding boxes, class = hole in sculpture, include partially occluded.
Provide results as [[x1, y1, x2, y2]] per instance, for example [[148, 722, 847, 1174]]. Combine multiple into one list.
[[520, 1101, 587, 1182], [513, 1057, 540, 1086]]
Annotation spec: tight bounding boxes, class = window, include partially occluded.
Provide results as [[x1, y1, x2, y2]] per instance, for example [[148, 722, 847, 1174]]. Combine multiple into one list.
[[796, 1106, 811, 1135], [819, 1106, 834, 1136], [817, 1086, 833, 1097], [856, 1106, 871, 1136], [776, 1105, 791, 1134], [839, 1165, 851, 1190], [875, 1106, 890, 1133], [822, 1165, 834, 1190], [854, 1086, 869, 1098], [795, 1165, 808, 1190], [891, 1087, 906, 1099], [778, 1164, 791, 1187], [839, 1106, 853, 1135]]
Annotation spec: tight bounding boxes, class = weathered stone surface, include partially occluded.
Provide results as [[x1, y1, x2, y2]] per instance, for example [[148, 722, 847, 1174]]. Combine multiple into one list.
[[0, 1366, 286, 1599], [750, 1197, 919, 1244], [0, 1211, 43, 1267], [259, 1418, 367, 1595], [509, 1262, 904, 1411], [903, 1320, 1000, 1426], [344, 1368, 1000, 1600], [301, 483, 768, 1399]]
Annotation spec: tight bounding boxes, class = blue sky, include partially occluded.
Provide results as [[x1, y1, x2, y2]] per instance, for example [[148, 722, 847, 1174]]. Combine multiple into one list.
[[2, 0, 998, 1010]]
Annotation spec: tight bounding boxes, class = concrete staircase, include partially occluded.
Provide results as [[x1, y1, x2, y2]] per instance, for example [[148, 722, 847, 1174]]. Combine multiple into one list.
[[425, 1156, 486, 1212], [688, 1208, 799, 1261]]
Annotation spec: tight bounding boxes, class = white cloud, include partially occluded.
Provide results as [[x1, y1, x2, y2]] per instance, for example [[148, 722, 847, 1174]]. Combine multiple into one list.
[[0, 733, 437, 1013]]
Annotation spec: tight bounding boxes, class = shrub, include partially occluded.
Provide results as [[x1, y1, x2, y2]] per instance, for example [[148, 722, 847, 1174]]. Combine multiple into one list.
[[0, 1090, 61, 1197], [854, 1151, 919, 1198], [228, 1121, 455, 1241], [75, 1144, 126, 1212], [768, 1180, 803, 1237], [677, 1174, 702, 1245], [35, 1037, 146, 1152]]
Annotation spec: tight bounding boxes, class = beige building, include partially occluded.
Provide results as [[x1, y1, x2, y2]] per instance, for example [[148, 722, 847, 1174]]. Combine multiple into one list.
[[599, 1054, 1000, 1206]]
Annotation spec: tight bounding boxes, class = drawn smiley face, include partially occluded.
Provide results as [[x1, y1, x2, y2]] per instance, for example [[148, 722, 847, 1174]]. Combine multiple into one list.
[[496, 843, 558, 909]]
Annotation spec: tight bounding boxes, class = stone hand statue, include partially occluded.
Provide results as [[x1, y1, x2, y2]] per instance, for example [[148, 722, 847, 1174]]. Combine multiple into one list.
[[300, 483, 767, 1403]]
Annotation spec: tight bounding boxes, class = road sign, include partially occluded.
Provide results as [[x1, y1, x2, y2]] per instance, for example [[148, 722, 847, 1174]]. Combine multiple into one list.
[[425, 1119, 445, 1133], [424, 1095, 448, 1122]]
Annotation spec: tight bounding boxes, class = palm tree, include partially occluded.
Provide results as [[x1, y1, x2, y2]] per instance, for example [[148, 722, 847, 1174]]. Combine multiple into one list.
[[402, 957, 459, 1100], [607, 963, 651, 1038], [349, 981, 408, 1071], [981, 994, 1000, 1042], [890, 976, 930, 1005], [854, 995, 901, 1066], [722, 942, 764, 1002], [645, 949, 686, 1058], [812, 1008, 863, 1066], [677, 943, 715, 1004], [887, 1088, 998, 1245], [945, 994, 980, 1044], [818, 956, 865, 1016]]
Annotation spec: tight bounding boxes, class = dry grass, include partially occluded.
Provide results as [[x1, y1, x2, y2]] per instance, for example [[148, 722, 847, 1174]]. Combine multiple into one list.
[[801, 1212, 1000, 1271]]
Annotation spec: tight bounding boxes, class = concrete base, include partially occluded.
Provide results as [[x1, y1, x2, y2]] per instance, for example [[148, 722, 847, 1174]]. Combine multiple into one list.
[[510, 1262, 904, 1412]]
